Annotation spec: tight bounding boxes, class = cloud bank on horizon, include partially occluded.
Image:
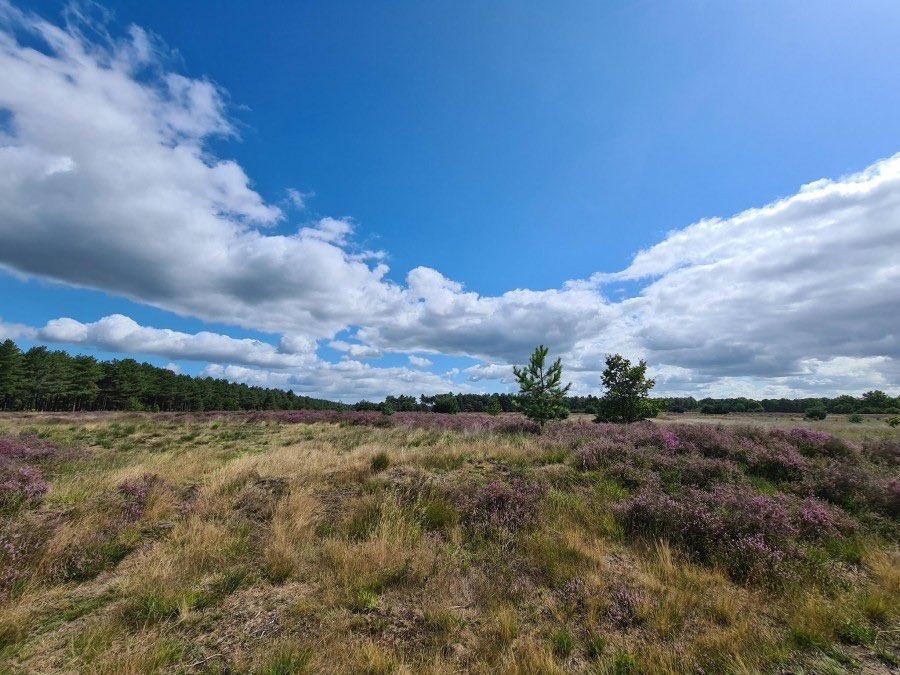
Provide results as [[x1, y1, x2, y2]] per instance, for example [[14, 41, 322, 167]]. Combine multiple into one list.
[[0, 2, 897, 401]]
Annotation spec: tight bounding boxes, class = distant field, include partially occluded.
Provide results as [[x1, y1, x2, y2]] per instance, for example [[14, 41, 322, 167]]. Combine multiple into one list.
[[1, 412, 897, 673]]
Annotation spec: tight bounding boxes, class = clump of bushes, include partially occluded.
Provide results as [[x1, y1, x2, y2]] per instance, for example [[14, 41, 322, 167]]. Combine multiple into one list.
[[616, 485, 846, 584], [805, 405, 827, 421], [461, 478, 543, 533]]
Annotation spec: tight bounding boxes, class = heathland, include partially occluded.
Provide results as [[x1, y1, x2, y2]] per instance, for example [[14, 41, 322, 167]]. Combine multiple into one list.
[[1, 411, 897, 673]]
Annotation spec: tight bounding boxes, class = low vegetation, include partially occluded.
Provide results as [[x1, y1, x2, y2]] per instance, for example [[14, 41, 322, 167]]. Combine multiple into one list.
[[0, 411, 897, 673]]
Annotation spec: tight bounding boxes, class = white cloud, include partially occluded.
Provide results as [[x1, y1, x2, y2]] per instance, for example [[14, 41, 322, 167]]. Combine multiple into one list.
[[407, 355, 432, 368], [0, 317, 35, 341], [0, 3, 897, 399], [298, 217, 354, 246], [285, 188, 312, 210], [0, 4, 398, 338], [583, 156, 900, 395], [464, 363, 515, 383], [30, 312, 472, 401], [38, 314, 316, 369], [203, 360, 471, 403], [328, 340, 382, 360]]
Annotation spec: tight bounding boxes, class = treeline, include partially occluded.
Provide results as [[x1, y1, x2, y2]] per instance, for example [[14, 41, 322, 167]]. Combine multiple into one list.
[[658, 393, 900, 415], [0, 340, 341, 412], [352, 393, 517, 414], [2, 338, 897, 415], [354, 392, 900, 415]]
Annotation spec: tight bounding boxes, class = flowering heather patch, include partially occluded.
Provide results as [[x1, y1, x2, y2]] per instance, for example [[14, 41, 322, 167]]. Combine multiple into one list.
[[603, 583, 644, 628], [623, 423, 681, 453], [616, 485, 848, 583], [666, 454, 745, 488], [577, 440, 744, 490], [0, 517, 55, 595], [809, 461, 871, 511], [247, 409, 393, 427], [773, 428, 854, 458], [392, 412, 540, 434], [795, 497, 845, 539], [862, 437, 900, 467], [727, 534, 791, 584], [667, 424, 735, 458], [0, 459, 49, 509], [244, 410, 541, 433], [0, 434, 68, 462], [118, 473, 165, 521], [461, 478, 543, 533], [735, 437, 808, 481]]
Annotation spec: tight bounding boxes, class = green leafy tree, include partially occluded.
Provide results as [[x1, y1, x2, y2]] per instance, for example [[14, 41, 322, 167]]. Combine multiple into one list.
[[804, 404, 827, 421], [513, 345, 571, 428], [594, 354, 657, 424], [486, 395, 502, 416]]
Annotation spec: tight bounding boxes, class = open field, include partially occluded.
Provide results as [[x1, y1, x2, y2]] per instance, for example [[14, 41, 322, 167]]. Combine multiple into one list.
[[1, 412, 897, 673]]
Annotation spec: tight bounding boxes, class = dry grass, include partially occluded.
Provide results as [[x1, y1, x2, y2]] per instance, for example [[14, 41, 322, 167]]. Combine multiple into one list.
[[0, 412, 897, 673]]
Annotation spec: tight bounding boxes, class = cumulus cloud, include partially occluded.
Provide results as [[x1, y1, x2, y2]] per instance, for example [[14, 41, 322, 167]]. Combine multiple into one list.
[[38, 314, 316, 369], [0, 3, 399, 338], [328, 340, 382, 360], [358, 267, 613, 363], [464, 363, 515, 383], [407, 355, 432, 368], [203, 360, 469, 402], [582, 157, 900, 395], [30, 313, 469, 401], [0, 2, 898, 399], [0, 317, 35, 341]]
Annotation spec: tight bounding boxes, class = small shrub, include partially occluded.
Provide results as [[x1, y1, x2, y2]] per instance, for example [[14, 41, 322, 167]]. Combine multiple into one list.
[[603, 584, 644, 628], [420, 498, 457, 530], [836, 618, 874, 645], [0, 461, 49, 509], [351, 586, 379, 612], [584, 635, 605, 660], [550, 627, 574, 657], [848, 414, 863, 423], [888, 417, 900, 428], [370, 452, 389, 473], [461, 478, 543, 533], [607, 649, 638, 674], [117, 473, 165, 520], [805, 406, 827, 421]]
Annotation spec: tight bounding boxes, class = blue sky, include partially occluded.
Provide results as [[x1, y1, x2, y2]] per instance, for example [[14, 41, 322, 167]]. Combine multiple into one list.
[[1, 1, 899, 400]]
